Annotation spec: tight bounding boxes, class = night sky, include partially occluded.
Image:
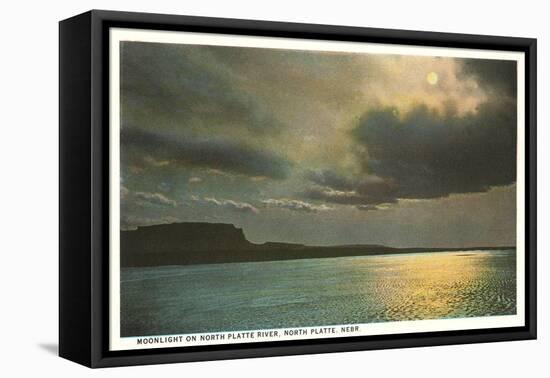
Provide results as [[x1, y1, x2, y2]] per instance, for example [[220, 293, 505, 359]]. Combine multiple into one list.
[[119, 41, 517, 248]]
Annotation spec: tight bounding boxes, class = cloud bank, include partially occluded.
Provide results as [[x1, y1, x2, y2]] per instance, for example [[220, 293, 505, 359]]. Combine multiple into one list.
[[122, 128, 291, 179], [352, 101, 516, 201]]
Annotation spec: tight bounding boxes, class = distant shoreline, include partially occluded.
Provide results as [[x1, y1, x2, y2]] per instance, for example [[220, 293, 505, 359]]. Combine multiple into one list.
[[123, 246, 516, 269], [120, 222, 515, 267]]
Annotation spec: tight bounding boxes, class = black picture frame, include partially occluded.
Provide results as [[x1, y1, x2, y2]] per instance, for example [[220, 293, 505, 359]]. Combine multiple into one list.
[[59, 9, 537, 368]]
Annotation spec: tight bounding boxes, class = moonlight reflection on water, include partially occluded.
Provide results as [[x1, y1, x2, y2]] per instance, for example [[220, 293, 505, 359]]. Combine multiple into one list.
[[121, 250, 516, 337]]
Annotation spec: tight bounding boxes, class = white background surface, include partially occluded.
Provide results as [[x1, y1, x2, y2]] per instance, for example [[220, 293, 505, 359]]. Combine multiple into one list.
[[0, 0, 546, 375]]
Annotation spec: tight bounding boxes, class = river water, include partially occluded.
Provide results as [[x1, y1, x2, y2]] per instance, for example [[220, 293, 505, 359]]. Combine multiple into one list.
[[121, 249, 516, 337]]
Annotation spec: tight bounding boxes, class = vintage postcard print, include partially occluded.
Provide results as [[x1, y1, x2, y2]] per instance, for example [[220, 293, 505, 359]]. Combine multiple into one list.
[[108, 28, 525, 351]]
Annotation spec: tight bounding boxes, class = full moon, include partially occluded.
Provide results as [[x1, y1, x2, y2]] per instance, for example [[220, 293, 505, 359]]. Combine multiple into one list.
[[426, 71, 439, 85]]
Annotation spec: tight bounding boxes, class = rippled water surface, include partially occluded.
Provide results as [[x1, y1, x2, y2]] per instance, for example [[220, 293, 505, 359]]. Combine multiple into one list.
[[121, 250, 516, 337]]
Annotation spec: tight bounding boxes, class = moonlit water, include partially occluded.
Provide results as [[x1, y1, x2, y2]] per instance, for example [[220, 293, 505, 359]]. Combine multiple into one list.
[[120, 250, 516, 337]]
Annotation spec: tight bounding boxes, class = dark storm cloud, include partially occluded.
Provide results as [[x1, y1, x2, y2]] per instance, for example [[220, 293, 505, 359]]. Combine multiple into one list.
[[121, 42, 285, 134], [305, 56, 517, 208], [345, 58, 517, 202], [351, 100, 516, 201], [122, 128, 291, 179], [460, 59, 517, 98]]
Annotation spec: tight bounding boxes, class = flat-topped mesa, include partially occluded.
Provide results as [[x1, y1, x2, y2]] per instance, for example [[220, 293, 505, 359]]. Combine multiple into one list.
[[121, 222, 251, 254], [120, 221, 516, 267], [260, 242, 305, 250]]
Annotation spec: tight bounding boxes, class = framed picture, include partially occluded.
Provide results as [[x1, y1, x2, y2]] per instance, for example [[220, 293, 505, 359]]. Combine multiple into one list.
[[59, 10, 537, 368]]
